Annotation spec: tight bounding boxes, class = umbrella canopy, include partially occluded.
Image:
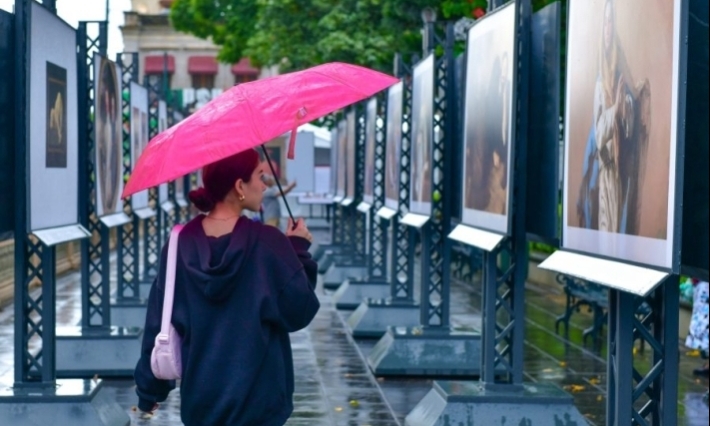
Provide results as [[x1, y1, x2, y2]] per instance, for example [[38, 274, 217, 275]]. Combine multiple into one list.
[[122, 62, 398, 199]]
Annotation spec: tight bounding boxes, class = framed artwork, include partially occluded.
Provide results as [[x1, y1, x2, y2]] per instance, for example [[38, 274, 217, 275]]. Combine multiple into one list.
[[563, 0, 685, 269], [28, 2, 79, 231], [345, 111, 357, 200], [175, 176, 185, 202], [409, 54, 434, 216], [363, 98, 377, 205], [384, 82, 403, 211], [329, 126, 339, 195], [93, 54, 124, 217], [461, 2, 518, 234], [263, 136, 287, 183], [130, 82, 149, 210], [336, 120, 347, 198]]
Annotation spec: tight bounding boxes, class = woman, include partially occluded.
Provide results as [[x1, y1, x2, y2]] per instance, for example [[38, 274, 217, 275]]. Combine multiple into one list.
[[134, 149, 320, 425], [580, 0, 651, 233], [262, 173, 297, 229], [686, 279, 709, 376]]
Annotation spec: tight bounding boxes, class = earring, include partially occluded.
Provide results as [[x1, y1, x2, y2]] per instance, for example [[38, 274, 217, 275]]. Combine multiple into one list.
[[238, 194, 245, 201]]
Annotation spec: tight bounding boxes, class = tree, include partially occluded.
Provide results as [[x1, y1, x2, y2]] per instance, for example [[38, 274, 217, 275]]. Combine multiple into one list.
[[171, 0, 564, 73]]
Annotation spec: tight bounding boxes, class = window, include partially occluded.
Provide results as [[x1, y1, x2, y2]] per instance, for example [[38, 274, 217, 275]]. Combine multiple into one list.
[[191, 74, 215, 89]]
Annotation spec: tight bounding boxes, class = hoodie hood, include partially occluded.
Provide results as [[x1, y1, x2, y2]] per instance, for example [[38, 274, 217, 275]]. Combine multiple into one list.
[[178, 215, 257, 301]]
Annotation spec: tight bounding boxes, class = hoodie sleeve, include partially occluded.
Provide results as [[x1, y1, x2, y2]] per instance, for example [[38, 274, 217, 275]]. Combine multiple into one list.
[[134, 244, 176, 411], [261, 232, 320, 332]]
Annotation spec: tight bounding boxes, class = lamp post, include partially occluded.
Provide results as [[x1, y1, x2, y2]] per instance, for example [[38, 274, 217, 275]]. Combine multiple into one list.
[[421, 7, 437, 55]]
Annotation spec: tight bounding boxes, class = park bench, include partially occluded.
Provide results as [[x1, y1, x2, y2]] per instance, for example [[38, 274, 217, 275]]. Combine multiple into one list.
[[555, 274, 650, 352]]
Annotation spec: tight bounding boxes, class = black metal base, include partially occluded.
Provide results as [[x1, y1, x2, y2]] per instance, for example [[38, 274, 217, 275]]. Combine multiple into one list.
[[322, 264, 368, 290], [110, 297, 147, 328], [54, 326, 143, 378], [332, 279, 390, 310], [346, 298, 421, 338], [0, 379, 130, 425], [367, 326, 484, 377], [404, 381, 587, 426]]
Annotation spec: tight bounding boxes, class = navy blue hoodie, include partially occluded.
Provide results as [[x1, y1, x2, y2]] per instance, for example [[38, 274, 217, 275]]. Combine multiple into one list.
[[134, 215, 320, 426]]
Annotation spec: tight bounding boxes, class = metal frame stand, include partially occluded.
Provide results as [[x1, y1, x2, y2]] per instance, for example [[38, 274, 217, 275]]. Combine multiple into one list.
[[606, 280, 679, 425], [333, 94, 391, 309], [55, 21, 142, 378], [406, 2, 586, 423], [346, 58, 421, 337], [109, 52, 152, 328], [368, 24, 481, 377], [322, 106, 369, 289], [0, 2, 129, 424]]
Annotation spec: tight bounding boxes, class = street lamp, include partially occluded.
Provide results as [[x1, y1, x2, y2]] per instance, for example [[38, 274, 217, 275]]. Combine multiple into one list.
[[421, 7, 437, 55]]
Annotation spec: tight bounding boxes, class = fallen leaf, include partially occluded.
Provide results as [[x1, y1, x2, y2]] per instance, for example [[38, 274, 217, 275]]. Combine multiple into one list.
[[349, 400, 360, 408], [597, 395, 603, 401], [559, 361, 567, 368], [686, 350, 701, 357], [334, 407, 343, 412], [563, 384, 586, 393], [589, 377, 600, 385]]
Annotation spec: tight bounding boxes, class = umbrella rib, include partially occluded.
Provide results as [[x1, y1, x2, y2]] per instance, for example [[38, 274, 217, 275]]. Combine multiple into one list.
[[310, 69, 372, 97]]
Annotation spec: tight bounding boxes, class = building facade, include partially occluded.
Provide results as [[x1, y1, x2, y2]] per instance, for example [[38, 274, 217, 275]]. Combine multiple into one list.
[[121, 0, 259, 96]]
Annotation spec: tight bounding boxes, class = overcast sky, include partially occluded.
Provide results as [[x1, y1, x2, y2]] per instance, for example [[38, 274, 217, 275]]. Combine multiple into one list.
[[0, 0, 132, 59]]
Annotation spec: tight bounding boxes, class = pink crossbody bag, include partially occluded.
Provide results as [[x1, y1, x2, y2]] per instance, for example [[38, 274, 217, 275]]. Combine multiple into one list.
[[150, 224, 184, 380]]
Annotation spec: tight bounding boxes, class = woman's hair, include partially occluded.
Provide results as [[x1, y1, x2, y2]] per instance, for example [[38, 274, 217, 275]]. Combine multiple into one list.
[[189, 149, 260, 212]]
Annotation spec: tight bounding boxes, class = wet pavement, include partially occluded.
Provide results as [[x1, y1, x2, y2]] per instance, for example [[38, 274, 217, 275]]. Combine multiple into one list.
[[0, 228, 707, 425]]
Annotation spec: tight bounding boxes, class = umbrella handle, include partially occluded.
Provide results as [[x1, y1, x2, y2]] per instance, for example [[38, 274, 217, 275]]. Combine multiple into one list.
[[260, 145, 296, 230]]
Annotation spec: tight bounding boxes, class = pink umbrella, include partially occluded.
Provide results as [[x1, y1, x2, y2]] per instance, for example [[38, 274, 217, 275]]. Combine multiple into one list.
[[122, 62, 398, 201]]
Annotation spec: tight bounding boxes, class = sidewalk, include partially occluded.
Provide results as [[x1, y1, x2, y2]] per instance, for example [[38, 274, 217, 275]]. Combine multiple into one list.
[[0, 229, 707, 425]]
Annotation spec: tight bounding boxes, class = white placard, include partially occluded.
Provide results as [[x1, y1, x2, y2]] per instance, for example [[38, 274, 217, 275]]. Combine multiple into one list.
[[99, 212, 131, 228], [401, 213, 430, 229], [341, 198, 354, 207], [538, 250, 669, 297], [129, 82, 149, 209], [28, 3, 79, 232], [376, 206, 398, 220], [161, 200, 175, 213], [357, 202, 372, 214], [33, 224, 90, 247], [133, 207, 157, 220], [448, 224, 505, 252], [333, 195, 345, 204]]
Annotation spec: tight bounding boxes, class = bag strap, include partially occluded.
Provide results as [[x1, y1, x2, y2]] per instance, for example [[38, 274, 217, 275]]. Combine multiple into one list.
[[160, 224, 184, 337]]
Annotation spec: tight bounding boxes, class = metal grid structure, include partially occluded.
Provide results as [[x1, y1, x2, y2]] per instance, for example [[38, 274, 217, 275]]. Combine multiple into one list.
[[606, 282, 679, 426], [13, 0, 62, 385], [391, 73, 414, 300], [78, 21, 109, 328], [480, 0, 529, 384], [367, 94, 388, 278], [420, 25, 457, 327], [143, 74, 163, 281], [116, 52, 140, 299], [353, 104, 367, 258]]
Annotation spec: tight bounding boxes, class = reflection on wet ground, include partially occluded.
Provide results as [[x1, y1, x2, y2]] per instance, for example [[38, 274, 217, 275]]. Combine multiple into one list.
[[0, 230, 707, 425]]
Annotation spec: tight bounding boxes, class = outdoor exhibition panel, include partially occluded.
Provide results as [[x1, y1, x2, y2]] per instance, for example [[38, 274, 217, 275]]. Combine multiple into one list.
[[93, 54, 124, 218], [28, 1, 79, 232], [407, 54, 434, 218], [130, 81, 150, 211], [383, 82, 403, 213], [459, 2, 517, 235], [0, 11, 14, 236], [362, 97, 378, 206]]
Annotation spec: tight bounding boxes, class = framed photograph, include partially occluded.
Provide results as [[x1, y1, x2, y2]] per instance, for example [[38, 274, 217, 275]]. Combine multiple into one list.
[[384, 82, 403, 211], [329, 125, 339, 195], [93, 54, 124, 217], [263, 136, 287, 183], [409, 54, 434, 216], [130, 82, 149, 210], [461, 2, 518, 234], [526, 2, 561, 241], [28, 3, 79, 231], [345, 110, 357, 200], [363, 98, 377, 205], [562, 0, 685, 269], [335, 120, 347, 198]]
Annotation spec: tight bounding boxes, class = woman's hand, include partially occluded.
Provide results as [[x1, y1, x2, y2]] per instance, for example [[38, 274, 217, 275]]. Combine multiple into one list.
[[286, 218, 313, 243]]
